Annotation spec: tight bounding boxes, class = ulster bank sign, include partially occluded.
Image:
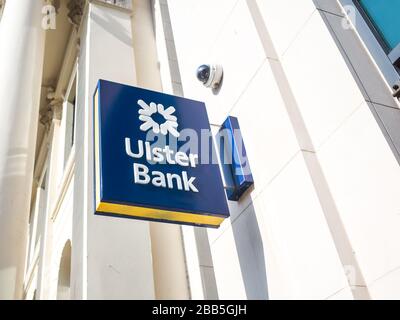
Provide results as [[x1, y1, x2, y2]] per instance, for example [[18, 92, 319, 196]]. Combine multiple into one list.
[[94, 80, 229, 227]]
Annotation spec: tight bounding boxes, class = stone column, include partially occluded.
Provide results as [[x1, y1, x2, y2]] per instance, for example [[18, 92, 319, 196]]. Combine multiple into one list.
[[0, 0, 46, 299], [36, 101, 63, 299], [71, 1, 155, 299], [132, 0, 190, 299]]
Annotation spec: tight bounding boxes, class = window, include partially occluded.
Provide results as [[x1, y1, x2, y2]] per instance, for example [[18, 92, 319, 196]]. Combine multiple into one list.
[[339, 0, 400, 85], [357, 0, 400, 67], [63, 71, 77, 168], [27, 169, 48, 267], [57, 241, 71, 300]]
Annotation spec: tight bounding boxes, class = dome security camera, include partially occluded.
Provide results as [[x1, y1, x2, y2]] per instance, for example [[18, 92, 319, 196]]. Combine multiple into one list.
[[196, 64, 223, 89], [393, 80, 400, 98]]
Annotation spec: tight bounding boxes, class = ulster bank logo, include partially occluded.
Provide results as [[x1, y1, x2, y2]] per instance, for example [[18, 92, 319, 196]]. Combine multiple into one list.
[[137, 99, 180, 138]]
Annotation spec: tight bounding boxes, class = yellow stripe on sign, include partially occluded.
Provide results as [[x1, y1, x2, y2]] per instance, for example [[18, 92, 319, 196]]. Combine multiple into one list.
[[97, 202, 224, 227]]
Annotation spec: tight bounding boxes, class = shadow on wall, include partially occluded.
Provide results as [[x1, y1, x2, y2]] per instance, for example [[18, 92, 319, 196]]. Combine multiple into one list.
[[231, 200, 269, 300], [90, 8, 133, 48]]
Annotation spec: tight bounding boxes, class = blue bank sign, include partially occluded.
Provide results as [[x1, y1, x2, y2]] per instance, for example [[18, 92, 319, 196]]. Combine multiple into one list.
[[94, 80, 229, 227]]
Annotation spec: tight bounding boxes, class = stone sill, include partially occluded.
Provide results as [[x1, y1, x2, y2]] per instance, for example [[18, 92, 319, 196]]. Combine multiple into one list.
[[89, 0, 132, 14]]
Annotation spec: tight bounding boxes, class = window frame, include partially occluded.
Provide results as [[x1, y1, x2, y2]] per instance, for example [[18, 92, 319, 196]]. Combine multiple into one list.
[[339, 0, 400, 86], [62, 61, 78, 170], [389, 43, 400, 67], [26, 161, 48, 269], [354, 0, 400, 65]]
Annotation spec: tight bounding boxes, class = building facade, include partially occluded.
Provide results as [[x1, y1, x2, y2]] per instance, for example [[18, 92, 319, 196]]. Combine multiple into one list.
[[0, 0, 399, 300]]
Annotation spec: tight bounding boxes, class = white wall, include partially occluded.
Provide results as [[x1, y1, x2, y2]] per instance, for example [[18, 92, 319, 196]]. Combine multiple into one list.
[[167, 0, 400, 299]]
